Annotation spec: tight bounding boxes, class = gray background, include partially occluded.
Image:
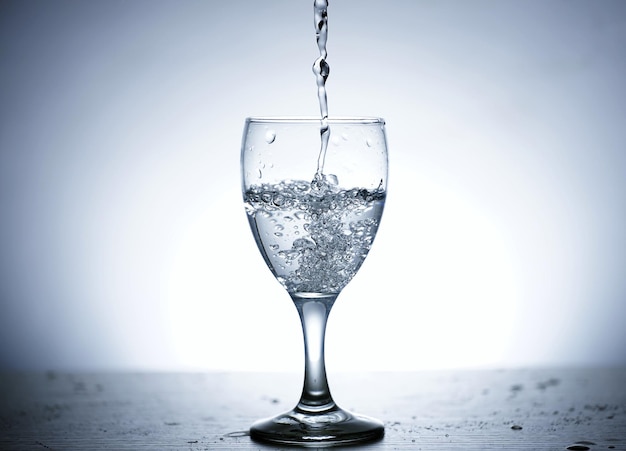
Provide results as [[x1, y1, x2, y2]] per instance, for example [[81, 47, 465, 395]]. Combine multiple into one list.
[[1, 0, 625, 371]]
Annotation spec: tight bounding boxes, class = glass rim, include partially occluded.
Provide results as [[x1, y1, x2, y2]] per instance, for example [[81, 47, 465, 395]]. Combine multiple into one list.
[[245, 116, 385, 125]]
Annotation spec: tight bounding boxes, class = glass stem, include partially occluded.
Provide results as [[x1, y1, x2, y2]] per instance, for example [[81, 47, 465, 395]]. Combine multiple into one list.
[[292, 293, 338, 413]]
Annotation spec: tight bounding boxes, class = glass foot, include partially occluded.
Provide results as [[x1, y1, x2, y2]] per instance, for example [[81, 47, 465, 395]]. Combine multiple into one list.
[[250, 404, 384, 447]]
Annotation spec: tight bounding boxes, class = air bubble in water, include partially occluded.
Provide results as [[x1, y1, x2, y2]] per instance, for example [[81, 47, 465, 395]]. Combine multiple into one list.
[[244, 177, 385, 293], [265, 130, 276, 144]]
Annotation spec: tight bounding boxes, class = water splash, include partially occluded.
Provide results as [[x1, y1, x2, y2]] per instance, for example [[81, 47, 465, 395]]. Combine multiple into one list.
[[244, 179, 385, 294], [312, 0, 330, 177]]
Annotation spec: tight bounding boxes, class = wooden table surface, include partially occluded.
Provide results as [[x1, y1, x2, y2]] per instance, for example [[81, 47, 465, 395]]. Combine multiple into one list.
[[1, 368, 625, 450]]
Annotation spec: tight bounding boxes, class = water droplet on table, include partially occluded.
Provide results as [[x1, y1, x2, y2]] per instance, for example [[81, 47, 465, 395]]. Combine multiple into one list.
[[225, 431, 249, 437]]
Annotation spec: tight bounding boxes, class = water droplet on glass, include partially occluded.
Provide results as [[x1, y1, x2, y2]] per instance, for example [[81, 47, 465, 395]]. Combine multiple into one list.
[[366, 138, 373, 147], [265, 130, 276, 144]]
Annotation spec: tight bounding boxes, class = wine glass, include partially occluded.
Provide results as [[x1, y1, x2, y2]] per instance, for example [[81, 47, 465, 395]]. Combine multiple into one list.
[[241, 116, 388, 446]]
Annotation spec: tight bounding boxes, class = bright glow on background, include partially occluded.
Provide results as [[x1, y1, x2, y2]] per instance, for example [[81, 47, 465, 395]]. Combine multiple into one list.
[[1, 0, 625, 371]]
